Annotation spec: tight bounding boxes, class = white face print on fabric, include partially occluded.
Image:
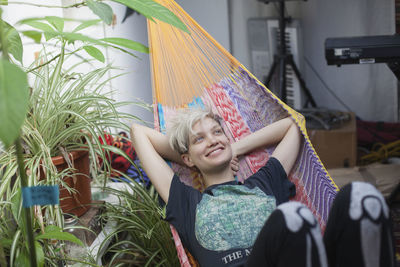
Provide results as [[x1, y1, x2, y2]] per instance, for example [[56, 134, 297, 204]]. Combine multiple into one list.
[[349, 182, 389, 221], [278, 202, 328, 267], [349, 182, 394, 267]]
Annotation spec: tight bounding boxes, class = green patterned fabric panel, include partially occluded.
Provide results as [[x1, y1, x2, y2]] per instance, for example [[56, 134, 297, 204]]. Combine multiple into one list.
[[195, 185, 276, 251]]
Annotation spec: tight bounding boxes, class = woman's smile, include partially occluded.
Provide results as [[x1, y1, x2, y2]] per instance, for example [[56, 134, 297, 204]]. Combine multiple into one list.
[[205, 146, 225, 157]]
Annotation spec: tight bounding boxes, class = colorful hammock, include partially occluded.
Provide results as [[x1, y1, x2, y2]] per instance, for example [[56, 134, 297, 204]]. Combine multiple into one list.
[[147, 1, 338, 266]]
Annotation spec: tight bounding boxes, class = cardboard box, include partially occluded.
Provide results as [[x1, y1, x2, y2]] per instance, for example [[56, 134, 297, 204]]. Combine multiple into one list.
[[307, 113, 357, 169]]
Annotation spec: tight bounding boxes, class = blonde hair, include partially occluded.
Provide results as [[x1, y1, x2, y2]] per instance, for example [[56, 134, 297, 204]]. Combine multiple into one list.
[[167, 108, 222, 154]]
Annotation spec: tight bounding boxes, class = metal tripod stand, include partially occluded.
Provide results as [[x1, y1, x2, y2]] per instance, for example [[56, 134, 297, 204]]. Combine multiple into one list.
[[262, 0, 317, 108]]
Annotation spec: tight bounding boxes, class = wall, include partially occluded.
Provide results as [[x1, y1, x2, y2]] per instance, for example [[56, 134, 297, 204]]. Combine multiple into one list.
[[300, 0, 397, 122], [103, 3, 154, 126], [176, 0, 230, 51], [4, 0, 397, 124], [62, 1, 154, 126]]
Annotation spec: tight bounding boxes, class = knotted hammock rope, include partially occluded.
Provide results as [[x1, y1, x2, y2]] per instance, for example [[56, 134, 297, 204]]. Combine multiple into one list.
[[147, 1, 338, 265]]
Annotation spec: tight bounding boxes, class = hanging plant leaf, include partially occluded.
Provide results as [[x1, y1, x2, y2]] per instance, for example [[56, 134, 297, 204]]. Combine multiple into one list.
[[112, 0, 189, 33], [1, 21, 23, 63], [86, 0, 113, 25], [44, 16, 64, 32], [21, 20, 57, 41], [21, 20, 54, 33], [107, 44, 139, 58], [59, 31, 103, 45], [21, 30, 42, 43], [101, 37, 149, 53], [72, 19, 101, 33], [0, 60, 29, 148], [83, 45, 105, 63]]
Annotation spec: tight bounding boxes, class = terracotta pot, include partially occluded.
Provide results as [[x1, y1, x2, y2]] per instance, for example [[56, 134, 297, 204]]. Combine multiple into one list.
[[51, 150, 92, 217]]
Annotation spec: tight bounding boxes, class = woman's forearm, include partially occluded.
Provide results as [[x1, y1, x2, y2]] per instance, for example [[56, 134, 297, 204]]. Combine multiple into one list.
[[130, 123, 183, 164], [130, 123, 179, 202], [232, 117, 294, 157]]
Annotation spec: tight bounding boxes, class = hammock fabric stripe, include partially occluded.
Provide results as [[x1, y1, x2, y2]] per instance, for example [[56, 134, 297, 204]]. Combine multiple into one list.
[[147, 1, 338, 266]]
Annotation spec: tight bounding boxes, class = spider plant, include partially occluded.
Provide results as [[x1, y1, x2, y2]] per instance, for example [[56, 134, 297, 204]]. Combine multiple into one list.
[[0, 46, 149, 265], [100, 179, 179, 267], [0, 0, 189, 265]]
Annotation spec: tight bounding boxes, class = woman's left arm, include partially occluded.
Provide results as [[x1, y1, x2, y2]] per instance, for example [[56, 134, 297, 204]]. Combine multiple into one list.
[[231, 117, 301, 175]]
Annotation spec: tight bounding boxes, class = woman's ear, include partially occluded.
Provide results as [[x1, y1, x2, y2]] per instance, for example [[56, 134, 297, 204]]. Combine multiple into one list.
[[181, 153, 195, 167]]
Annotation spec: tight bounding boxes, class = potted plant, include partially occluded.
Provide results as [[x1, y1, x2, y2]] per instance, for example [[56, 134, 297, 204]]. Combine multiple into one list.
[[100, 181, 179, 266]]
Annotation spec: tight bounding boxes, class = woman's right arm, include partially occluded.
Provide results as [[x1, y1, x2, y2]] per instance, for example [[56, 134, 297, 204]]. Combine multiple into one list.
[[130, 123, 183, 203]]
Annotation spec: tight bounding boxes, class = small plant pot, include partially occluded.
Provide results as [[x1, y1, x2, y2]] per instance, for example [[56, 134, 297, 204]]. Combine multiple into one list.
[[51, 150, 92, 217]]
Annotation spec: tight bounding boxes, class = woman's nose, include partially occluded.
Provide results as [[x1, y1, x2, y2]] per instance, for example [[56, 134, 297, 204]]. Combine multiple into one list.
[[206, 134, 218, 146]]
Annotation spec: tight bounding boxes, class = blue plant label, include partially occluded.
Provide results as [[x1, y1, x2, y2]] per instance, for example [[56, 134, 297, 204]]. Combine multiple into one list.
[[22, 185, 59, 207]]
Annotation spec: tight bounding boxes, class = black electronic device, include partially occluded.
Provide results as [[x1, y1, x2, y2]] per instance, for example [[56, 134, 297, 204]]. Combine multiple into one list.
[[325, 35, 400, 65], [325, 35, 400, 79]]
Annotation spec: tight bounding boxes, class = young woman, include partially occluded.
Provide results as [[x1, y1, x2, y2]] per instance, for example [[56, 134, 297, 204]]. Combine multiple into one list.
[[130, 108, 301, 266], [130, 108, 395, 267]]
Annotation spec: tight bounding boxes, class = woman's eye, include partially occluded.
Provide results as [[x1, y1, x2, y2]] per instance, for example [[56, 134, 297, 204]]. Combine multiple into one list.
[[214, 129, 222, 134], [194, 136, 203, 143]]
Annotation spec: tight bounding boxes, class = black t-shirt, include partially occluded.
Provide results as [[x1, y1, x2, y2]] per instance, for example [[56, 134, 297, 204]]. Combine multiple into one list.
[[165, 157, 295, 267]]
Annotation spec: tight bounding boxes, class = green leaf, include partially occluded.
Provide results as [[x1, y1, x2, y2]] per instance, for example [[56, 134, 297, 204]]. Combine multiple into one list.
[[21, 21, 57, 41], [15, 249, 29, 267], [0, 239, 13, 248], [101, 37, 149, 53], [2, 21, 23, 63], [35, 231, 84, 246], [112, 0, 189, 33], [44, 225, 62, 233], [0, 243, 7, 267], [44, 16, 64, 32], [11, 190, 22, 226], [86, 0, 113, 25], [83, 45, 105, 63], [35, 241, 44, 267], [106, 44, 139, 58], [14, 242, 44, 267], [22, 21, 55, 33], [0, 60, 29, 148], [21, 30, 42, 43], [58, 32, 103, 45], [72, 19, 101, 33]]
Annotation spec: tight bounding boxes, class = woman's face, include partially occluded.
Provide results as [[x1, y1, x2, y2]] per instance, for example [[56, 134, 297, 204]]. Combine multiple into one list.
[[181, 117, 232, 173]]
